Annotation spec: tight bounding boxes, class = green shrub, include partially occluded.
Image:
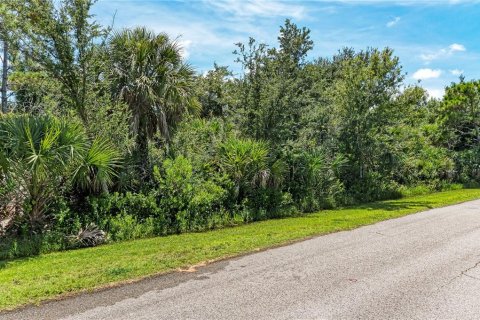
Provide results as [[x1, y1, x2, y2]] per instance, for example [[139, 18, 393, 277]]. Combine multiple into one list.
[[182, 180, 228, 231], [0, 232, 65, 260], [280, 146, 346, 212], [347, 172, 402, 204], [453, 147, 480, 183], [155, 156, 230, 232], [88, 192, 165, 227], [107, 214, 156, 242], [0, 114, 121, 234], [170, 117, 235, 174]]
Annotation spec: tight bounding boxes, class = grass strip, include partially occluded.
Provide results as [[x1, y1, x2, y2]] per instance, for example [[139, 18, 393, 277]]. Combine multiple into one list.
[[1, 188, 480, 311]]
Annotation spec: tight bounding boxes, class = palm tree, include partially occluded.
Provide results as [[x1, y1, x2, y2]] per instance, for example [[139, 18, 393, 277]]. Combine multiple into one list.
[[0, 114, 120, 233], [218, 137, 269, 203], [108, 27, 200, 177]]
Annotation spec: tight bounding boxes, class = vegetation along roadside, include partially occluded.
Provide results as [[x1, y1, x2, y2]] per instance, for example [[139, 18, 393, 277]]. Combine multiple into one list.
[[1, 188, 479, 311], [1, 0, 480, 313]]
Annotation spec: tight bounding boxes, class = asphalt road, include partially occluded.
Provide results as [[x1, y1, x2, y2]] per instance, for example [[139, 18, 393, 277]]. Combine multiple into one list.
[[3, 199, 480, 320]]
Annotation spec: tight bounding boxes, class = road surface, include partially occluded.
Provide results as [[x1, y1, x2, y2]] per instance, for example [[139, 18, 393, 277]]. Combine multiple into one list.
[[2, 199, 480, 319]]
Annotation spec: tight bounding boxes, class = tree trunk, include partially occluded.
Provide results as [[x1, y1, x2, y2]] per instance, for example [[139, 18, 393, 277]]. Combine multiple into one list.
[[1, 38, 7, 113], [134, 117, 150, 180]]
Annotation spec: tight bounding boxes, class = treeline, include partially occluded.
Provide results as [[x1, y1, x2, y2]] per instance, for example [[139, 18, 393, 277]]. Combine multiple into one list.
[[0, 0, 479, 258]]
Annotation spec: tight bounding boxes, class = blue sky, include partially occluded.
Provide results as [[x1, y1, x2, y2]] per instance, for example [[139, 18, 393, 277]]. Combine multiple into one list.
[[93, 0, 480, 98]]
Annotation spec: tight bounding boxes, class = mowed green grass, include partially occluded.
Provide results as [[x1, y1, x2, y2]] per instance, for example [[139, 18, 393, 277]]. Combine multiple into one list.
[[1, 189, 480, 311]]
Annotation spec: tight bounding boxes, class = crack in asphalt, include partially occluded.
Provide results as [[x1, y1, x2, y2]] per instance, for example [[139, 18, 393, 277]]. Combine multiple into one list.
[[460, 260, 480, 280], [461, 273, 480, 281], [439, 259, 480, 290]]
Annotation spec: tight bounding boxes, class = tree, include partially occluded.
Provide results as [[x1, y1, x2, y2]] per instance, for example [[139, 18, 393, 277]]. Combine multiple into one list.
[[218, 137, 269, 203], [108, 27, 199, 176], [437, 80, 480, 182], [9, 0, 107, 123], [195, 64, 236, 118], [234, 20, 314, 146], [1, 35, 7, 113], [327, 48, 404, 198], [0, 2, 17, 113], [0, 114, 120, 233], [438, 79, 480, 151]]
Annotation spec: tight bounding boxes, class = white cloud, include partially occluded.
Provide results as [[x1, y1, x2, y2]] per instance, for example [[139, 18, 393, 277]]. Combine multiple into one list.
[[425, 88, 445, 99], [412, 68, 442, 80], [94, 1, 244, 64], [178, 39, 192, 59], [448, 43, 466, 52], [420, 52, 441, 62], [420, 43, 467, 63], [449, 69, 464, 76], [447, 0, 479, 4], [386, 17, 400, 27], [321, 0, 480, 4], [205, 0, 306, 19]]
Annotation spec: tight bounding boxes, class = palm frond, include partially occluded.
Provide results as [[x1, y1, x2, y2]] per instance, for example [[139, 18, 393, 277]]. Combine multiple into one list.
[[74, 137, 122, 193]]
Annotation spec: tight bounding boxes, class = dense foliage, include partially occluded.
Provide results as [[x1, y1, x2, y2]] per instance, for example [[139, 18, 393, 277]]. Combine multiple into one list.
[[0, 0, 478, 259]]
